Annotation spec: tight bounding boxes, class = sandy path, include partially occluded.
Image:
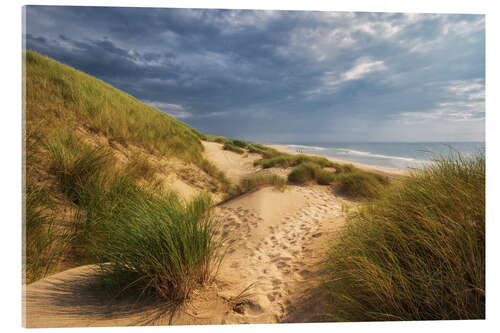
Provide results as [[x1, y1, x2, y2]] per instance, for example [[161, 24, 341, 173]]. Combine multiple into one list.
[[213, 185, 347, 323]]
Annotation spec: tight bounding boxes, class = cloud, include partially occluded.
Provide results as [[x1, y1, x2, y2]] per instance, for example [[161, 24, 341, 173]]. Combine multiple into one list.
[[145, 101, 193, 119], [304, 57, 387, 96], [342, 58, 387, 81], [24, 6, 485, 142], [396, 79, 484, 123]]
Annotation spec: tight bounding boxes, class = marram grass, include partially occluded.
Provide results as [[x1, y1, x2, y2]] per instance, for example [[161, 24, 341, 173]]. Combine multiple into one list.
[[93, 190, 225, 302], [324, 152, 485, 321], [24, 50, 229, 286], [225, 173, 287, 200]]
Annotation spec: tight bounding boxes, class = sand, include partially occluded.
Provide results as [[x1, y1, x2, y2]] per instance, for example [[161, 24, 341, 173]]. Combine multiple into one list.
[[202, 141, 262, 182], [214, 185, 348, 323], [267, 144, 406, 176], [24, 141, 355, 327]]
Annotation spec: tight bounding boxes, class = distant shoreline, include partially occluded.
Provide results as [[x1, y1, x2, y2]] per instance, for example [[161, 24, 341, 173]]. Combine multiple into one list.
[[267, 144, 408, 176]]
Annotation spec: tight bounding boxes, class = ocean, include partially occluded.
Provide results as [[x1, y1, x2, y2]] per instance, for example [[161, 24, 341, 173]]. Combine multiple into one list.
[[279, 142, 485, 170]]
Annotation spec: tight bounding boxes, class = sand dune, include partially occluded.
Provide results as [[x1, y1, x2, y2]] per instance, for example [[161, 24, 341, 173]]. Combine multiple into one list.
[[24, 142, 352, 327]]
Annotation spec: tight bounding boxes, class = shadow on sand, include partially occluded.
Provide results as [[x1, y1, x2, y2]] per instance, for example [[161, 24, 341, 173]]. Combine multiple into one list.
[[23, 265, 205, 327]]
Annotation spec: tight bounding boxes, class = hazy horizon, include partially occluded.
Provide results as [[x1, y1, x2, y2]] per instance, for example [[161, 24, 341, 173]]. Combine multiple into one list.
[[24, 6, 485, 143], [243, 139, 486, 144]]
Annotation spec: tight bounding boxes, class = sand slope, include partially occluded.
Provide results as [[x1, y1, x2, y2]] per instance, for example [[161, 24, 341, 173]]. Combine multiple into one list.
[[202, 141, 262, 181], [24, 142, 351, 327]]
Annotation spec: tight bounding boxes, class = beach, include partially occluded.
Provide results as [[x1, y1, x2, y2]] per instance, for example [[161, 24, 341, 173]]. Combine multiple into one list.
[[268, 144, 407, 176]]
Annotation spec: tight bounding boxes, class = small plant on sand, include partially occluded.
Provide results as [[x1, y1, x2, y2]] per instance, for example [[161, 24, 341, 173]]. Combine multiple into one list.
[[226, 174, 287, 200], [335, 171, 387, 199], [324, 152, 485, 321], [288, 162, 321, 183], [287, 162, 336, 185], [223, 142, 245, 154], [287, 160, 388, 198], [231, 139, 248, 148]]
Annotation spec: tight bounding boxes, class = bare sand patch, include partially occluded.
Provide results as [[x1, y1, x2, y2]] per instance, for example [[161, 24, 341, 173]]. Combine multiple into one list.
[[202, 141, 261, 182], [212, 185, 348, 324]]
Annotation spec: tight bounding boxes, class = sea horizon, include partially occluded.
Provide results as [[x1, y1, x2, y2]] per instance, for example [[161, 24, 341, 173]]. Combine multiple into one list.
[[265, 141, 485, 170]]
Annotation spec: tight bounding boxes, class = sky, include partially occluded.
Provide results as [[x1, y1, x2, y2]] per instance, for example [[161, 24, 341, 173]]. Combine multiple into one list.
[[24, 6, 485, 143]]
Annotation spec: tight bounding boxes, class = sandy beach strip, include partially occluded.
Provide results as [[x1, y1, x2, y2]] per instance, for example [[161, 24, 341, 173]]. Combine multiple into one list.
[[267, 144, 407, 176]]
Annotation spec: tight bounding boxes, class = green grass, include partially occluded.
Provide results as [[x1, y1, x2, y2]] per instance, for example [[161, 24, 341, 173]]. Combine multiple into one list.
[[250, 143, 271, 151], [287, 161, 388, 198], [247, 145, 265, 154], [24, 51, 230, 287], [226, 174, 287, 200], [203, 134, 232, 145], [324, 152, 485, 321], [25, 51, 204, 162], [287, 162, 334, 185], [44, 130, 113, 204], [41, 132, 225, 302], [24, 184, 71, 282], [199, 159, 231, 192], [231, 139, 248, 148], [124, 151, 158, 181], [335, 171, 388, 199], [254, 153, 336, 169], [248, 146, 390, 199], [223, 142, 245, 154], [92, 189, 224, 302]]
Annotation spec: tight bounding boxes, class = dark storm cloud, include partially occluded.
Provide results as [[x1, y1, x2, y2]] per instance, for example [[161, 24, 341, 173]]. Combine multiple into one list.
[[24, 6, 485, 142]]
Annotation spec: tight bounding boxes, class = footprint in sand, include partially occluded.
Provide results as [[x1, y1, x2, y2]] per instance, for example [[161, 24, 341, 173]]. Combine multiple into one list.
[[276, 261, 290, 271], [267, 291, 282, 302], [298, 269, 312, 278]]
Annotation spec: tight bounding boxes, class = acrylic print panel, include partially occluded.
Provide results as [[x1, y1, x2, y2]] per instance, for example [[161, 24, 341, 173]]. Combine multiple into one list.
[[22, 4, 485, 328]]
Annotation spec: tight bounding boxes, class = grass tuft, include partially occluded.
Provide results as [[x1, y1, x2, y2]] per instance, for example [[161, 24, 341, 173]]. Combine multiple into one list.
[[223, 142, 245, 154], [226, 174, 287, 200], [231, 139, 248, 148], [45, 130, 113, 204], [199, 158, 231, 192], [287, 162, 386, 198], [124, 151, 157, 181], [93, 190, 224, 302], [335, 171, 387, 199], [24, 184, 71, 282], [324, 152, 485, 321]]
